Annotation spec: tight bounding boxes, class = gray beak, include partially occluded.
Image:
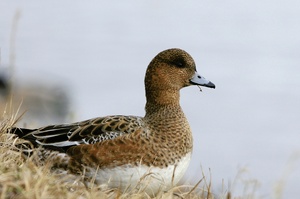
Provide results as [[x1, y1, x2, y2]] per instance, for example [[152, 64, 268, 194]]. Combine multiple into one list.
[[189, 71, 215, 89]]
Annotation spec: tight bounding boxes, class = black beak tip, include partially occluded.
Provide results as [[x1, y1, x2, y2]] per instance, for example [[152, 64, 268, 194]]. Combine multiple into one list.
[[207, 82, 216, 89]]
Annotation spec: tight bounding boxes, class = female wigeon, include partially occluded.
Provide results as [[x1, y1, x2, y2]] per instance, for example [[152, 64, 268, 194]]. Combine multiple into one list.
[[11, 48, 215, 195]]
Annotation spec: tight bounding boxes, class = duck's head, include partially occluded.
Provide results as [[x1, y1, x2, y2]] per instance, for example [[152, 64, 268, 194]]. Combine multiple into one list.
[[145, 48, 215, 93]]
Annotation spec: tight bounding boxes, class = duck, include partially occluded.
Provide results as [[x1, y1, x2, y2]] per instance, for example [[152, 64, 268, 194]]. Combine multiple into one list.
[[10, 48, 215, 195]]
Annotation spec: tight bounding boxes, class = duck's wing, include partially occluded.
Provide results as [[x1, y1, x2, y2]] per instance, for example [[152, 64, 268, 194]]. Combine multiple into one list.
[[11, 115, 144, 152]]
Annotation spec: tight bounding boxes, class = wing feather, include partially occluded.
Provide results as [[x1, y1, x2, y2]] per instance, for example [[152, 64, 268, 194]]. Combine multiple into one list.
[[12, 115, 144, 151]]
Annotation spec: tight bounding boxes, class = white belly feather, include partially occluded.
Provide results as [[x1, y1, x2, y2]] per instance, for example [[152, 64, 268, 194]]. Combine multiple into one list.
[[85, 152, 192, 195]]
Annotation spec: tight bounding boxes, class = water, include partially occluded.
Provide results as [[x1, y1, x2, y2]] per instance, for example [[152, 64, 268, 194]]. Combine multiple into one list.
[[1, 1, 300, 197]]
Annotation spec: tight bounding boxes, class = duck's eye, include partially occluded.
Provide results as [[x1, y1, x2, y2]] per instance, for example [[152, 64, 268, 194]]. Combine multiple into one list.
[[171, 59, 185, 68], [174, 61, 184, 67]]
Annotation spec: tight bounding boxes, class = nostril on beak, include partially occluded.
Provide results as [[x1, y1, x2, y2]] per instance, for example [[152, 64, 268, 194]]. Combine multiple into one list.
[[197, 75, 201, 78]]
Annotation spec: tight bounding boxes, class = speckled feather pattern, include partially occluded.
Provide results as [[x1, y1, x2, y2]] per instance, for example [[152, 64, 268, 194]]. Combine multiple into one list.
[[66, 106, 193, 174]]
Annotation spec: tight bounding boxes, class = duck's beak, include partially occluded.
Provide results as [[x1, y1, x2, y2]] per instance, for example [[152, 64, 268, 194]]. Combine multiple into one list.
[[189, 71, 215, 89]]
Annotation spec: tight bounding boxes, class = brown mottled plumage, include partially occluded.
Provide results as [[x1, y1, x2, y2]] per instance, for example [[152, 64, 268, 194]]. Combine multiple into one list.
[[10, 48, 215, 195]]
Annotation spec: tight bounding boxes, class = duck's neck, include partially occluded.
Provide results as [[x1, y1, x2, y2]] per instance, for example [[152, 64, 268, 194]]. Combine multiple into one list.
[[144, 89, 193, 154], [145, 89, 181, 117]]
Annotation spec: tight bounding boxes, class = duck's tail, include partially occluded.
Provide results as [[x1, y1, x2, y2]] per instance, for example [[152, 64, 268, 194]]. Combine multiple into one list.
[[7, 127, 70, 169], [8, 127, 69, 153], [9, 127, 39, 146]]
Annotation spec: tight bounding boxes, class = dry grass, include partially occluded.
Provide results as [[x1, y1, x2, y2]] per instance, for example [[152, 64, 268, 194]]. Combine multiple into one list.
[[0, 109, 226, 199]]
